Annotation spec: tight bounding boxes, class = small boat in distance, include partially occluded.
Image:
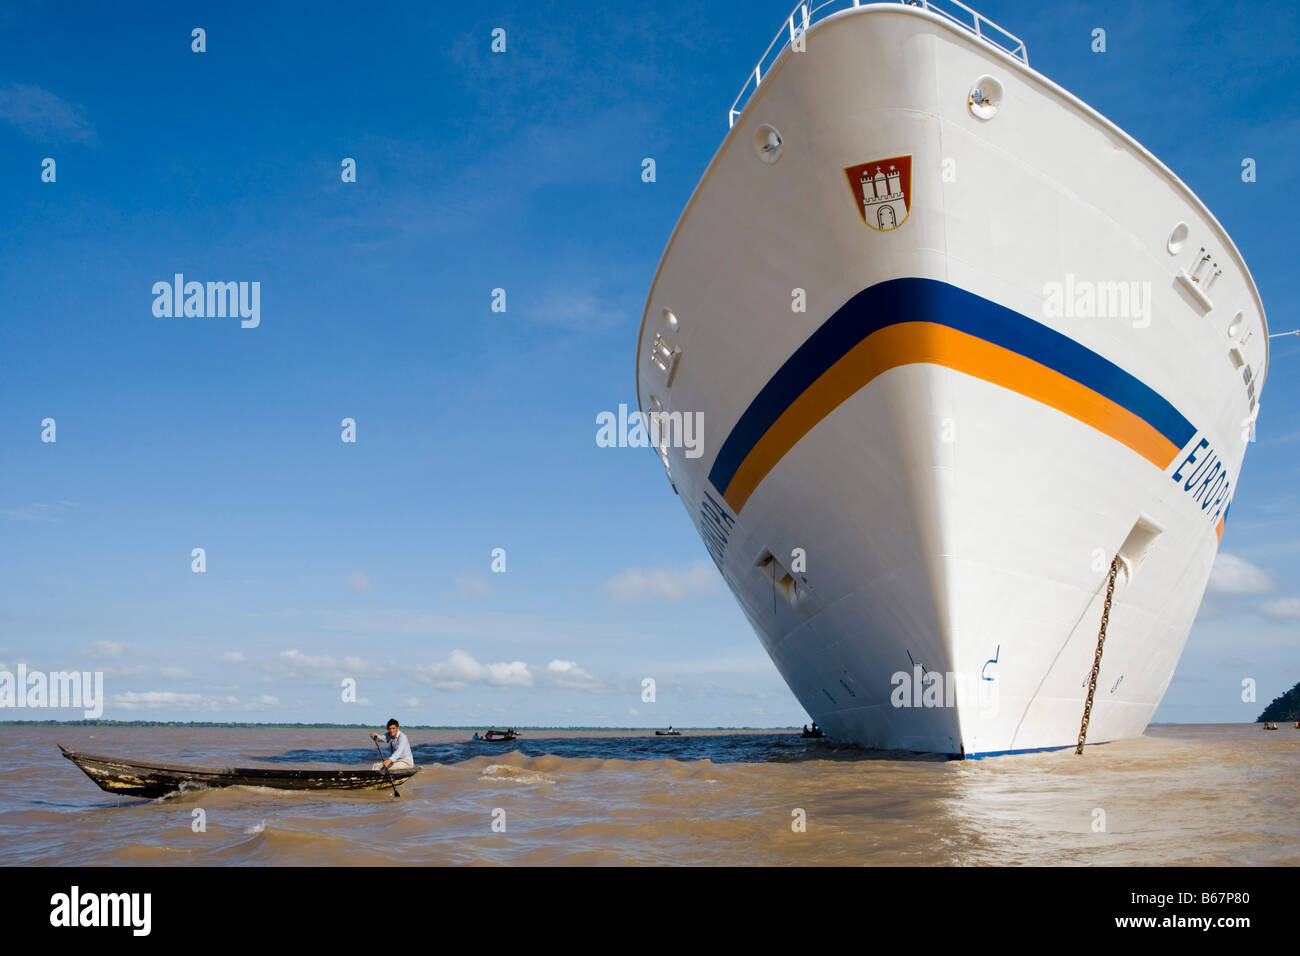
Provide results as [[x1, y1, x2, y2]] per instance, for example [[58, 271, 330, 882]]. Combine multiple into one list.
[[476, 729, 518, 742], [801, 723, 824, 739], [59, 745, 419, 799], [654, 727, 682, 736]]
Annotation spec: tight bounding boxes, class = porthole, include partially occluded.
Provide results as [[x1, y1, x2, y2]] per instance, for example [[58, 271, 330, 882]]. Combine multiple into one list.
[[662, 308, 679, 332], [968, 75, 1003, 119], [753, 124, 783, 164], [1167, 222, 1189, 255]]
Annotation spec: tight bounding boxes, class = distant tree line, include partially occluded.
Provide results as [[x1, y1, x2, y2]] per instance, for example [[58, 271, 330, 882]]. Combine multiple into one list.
[[0, 720, 783, 730], [0, 720, 415, 729]]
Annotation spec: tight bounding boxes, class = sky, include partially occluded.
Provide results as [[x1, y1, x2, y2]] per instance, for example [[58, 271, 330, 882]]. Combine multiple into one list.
[[0, 0, 1296, 728]]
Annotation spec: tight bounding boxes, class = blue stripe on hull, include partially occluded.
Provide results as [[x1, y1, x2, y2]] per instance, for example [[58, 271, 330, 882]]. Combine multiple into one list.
[[708, 277, 1195, 496]]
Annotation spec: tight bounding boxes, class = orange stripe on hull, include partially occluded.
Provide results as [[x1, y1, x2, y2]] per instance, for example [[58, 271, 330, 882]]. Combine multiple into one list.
[[722, 322, 1182, 513], [1215, 516, 1225, 541]]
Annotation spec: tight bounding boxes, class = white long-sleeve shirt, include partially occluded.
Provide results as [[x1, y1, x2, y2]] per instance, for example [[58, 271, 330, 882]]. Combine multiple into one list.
[[381, 730, 412, 765]]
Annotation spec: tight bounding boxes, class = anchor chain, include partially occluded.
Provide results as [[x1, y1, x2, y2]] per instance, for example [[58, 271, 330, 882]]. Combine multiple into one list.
[[1076, 555, 1122, 755]]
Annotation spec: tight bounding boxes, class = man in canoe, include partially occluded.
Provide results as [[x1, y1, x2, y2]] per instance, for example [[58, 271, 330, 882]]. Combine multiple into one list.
[[370, 719, 414, 771]]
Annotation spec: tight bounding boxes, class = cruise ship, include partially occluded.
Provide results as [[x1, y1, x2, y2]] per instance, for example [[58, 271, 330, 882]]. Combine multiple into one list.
[[634, 0, 1268, 756]]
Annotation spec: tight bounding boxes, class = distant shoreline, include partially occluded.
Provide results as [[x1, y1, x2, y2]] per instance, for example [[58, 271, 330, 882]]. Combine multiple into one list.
[[0, 719, 1268, 729], [0, 719, 799, 731]]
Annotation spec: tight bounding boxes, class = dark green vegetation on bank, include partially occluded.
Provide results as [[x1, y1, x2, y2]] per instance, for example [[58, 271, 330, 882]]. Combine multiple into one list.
[[1258, 682, 1300, 722]]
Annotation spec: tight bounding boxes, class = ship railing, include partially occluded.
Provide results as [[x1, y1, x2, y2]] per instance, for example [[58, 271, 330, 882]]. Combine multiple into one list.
[[728, 0, 1029, 127]]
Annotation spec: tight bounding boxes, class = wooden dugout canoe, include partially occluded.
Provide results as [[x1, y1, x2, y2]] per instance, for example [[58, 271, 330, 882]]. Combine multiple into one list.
[[58, 744, 419, 798]]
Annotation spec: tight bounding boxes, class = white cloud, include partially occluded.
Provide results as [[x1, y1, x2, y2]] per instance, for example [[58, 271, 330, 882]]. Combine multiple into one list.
[[347, 572, 372, 594], [1261, 598, 1300, 621], [402, 697, 421, 708], [544, 658, 601, 691], [0, 501, 77, 522], [454, 576, 491, 598], [262, 649, 391, 682], [0, 83, 95, 143], [112, 691, 207, 710], [88, 641, 124, 659], [159, 666, 191, 680], [525, 282, 633, 330], [100, 664, 147, 677], [547, 659, 587, 675], [1207, 552, 1275, 594], [414, 649, 532, 689], [219, 651, 247, 663], [607, 562, 717, 602], [295, 607, 645, 650], [111, 691, 279, 712]]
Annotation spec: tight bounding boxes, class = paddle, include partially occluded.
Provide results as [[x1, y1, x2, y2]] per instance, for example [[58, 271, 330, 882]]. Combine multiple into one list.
[[372, 738, 401, 798]]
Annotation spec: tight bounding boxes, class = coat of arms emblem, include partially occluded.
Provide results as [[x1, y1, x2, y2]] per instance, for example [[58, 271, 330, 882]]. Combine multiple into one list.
[[844, 155, 912, 231]]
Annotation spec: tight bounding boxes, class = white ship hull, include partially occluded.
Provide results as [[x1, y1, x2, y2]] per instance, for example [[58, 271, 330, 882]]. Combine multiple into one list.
[[635, 2, 1268, 756]]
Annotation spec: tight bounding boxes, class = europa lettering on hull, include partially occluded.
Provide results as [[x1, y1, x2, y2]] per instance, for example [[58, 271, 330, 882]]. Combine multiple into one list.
[[634, 0, 1268, 756]]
